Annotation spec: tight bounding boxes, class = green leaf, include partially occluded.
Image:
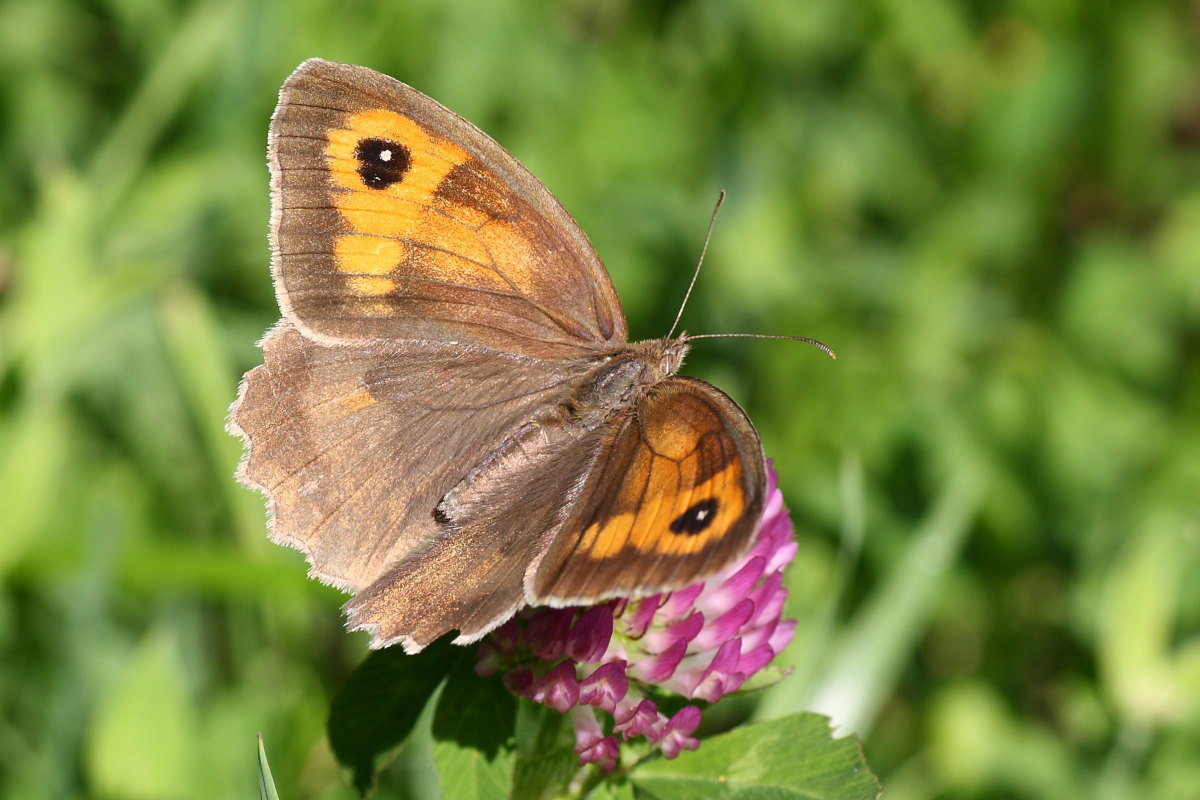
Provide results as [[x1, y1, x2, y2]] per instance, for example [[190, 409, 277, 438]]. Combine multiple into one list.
[[328, 637, 463, 795], [1096, 512, 1196, 725], [257, 734, 281, 800], [589, 781, 636, 800], [85, 627, 197, 800], [631, 713, 880, 800], [511, 700, 581, 800], [0, 403, 71, 577], [736, 665, 792, 694], [431, 660, 517, 799]]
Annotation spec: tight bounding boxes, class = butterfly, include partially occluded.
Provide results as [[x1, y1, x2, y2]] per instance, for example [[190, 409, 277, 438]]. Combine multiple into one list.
[[230, 59, 776, 654]]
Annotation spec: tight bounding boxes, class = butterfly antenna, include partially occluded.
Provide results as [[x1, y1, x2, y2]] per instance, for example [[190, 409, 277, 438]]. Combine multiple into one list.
[[667, 190, 725, 341], [688, 332, 837, 359]]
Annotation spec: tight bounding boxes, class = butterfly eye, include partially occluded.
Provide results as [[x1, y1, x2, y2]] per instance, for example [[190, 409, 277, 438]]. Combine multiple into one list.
[[354, 137, 412, 189], [670, 498, 719, 535]]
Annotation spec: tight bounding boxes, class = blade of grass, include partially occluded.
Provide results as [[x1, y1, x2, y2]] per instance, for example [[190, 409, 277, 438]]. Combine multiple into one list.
[[257, 733, 281, 800], [809, 466, 986, 735]]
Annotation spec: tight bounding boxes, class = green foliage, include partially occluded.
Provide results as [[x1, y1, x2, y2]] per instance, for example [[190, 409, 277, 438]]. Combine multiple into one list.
[[327, 650, 876, 798], [1, 0, 1198, 798], [511, 702, 579, 800], [328, 639, 466, 794], [324, 647, 873, 796], [633, 714, 880, 800], [86, 627, 196, 799], [430, 663, 517, 800], [259, 734, 282, 800]]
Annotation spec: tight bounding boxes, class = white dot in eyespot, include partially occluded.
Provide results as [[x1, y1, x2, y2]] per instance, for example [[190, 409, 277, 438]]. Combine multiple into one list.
[[379, 149, 392, 161], [696, 509, 709, 520]]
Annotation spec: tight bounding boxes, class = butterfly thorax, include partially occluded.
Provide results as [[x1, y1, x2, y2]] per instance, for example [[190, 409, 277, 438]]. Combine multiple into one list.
[[567, 337, 690, 427]]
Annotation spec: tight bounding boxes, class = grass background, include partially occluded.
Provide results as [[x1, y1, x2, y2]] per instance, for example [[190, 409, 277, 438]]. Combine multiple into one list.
[[2, 0, 1199, 797]]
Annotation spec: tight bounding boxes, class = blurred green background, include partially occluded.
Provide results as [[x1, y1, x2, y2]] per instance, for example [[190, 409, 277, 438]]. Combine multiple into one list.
[[2, 0, 1198, 798]]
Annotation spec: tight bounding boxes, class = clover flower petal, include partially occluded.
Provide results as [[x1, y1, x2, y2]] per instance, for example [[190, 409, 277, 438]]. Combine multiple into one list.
[[530, 661, 580, 713], [658, 707, 702, 759], [477, 461, 798, 768], [579, 661, 627, 714], [571, 707, 620, 770]]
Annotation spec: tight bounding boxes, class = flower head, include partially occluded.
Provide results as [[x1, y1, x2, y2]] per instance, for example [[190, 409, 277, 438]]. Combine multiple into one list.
[[475, 464, 796, 769]]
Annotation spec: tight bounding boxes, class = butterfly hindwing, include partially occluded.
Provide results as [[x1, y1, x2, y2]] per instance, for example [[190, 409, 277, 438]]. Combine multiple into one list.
[[530, 377, 766, 604], [229, 321, 591, 593], [345, 420, 613, 652]]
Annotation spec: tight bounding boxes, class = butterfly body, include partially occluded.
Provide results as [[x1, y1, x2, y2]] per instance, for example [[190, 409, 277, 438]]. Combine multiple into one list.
[[231, 60, 767, 652], [434, 337, 688, 523]]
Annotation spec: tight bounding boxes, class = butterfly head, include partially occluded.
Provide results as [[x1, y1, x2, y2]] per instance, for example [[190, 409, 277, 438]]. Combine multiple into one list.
[[660, 335, 691, 377], [630, 335, 690, 383]]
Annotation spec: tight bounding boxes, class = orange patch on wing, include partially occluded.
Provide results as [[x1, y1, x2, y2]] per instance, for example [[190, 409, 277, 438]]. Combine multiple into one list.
[[338, 388, 377, 415], [578, 456, 746, 559], [334, 190, 427, 240], [477, 219, 542, 294], [326, 109, 524, 296], [411, 210, 491, 263], [325, 109, 468, 200], [405, 246, 512, 293], [641, 394, 719, 460], [334, 235, 405, 275]]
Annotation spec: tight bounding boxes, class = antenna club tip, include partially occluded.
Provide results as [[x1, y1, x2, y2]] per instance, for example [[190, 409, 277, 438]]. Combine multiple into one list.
[[829, 351, 837, 360]]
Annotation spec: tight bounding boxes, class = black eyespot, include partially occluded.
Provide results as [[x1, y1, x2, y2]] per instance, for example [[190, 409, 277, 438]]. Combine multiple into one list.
[[670, 498, 719, 535], [354, 138, 411, 189], [432, 504, 450, 526]]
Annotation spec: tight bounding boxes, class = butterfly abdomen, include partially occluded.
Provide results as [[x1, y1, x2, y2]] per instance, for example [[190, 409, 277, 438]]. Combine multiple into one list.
[[434, 417, 578, 526]]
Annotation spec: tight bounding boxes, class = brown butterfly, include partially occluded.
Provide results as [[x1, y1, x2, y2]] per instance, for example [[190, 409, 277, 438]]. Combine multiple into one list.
[[230, 59, 778, 654]]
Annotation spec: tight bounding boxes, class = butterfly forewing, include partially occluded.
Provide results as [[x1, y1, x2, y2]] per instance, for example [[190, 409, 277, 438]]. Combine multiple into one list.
[[270, 59, 626, 358]]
